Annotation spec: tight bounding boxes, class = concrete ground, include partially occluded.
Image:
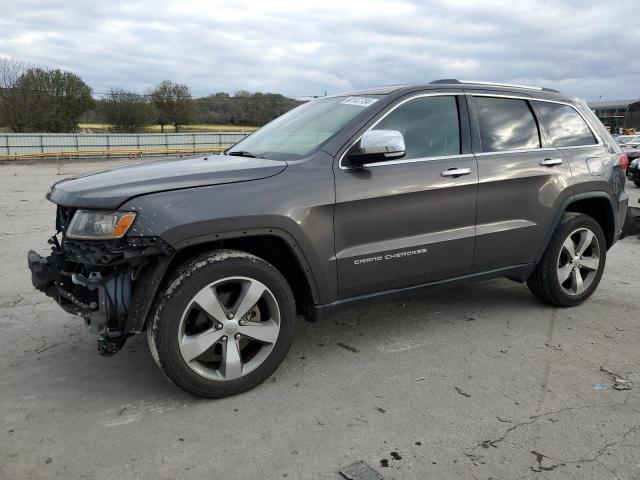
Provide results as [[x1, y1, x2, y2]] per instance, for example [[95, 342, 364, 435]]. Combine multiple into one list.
[[1, 159, 639, 480]]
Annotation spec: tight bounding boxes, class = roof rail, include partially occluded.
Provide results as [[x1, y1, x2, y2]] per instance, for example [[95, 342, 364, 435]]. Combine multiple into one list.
[[430, 79, 560, 94]]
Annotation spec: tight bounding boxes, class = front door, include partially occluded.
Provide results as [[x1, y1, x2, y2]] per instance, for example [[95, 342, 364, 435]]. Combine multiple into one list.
[[333, 93, 478, 298]]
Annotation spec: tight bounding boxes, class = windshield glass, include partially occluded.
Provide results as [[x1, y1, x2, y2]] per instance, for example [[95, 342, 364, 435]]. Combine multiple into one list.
[[226, 96, 381, 160]]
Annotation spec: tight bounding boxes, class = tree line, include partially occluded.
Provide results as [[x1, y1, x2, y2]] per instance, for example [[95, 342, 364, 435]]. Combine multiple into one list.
[[0, 58, 302, 133]]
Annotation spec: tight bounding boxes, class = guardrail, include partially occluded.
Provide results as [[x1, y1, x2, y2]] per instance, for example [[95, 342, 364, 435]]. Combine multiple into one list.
[[0, 132, 252, 160]]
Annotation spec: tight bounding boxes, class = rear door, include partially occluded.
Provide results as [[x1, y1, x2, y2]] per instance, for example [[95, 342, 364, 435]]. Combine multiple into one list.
[[333, 93, 478, 298], [469, 93, 573, 272]]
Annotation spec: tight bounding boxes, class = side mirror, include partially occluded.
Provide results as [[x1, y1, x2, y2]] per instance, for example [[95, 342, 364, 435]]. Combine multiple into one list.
[[347, 129, 406, 168]]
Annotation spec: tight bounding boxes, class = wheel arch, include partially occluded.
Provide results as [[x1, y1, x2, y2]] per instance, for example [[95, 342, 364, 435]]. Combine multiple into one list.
[[563, 194, 616, 248], [168, 230, 319, 306], [124, 229, 320, 334], [531, 192, 616, 274]]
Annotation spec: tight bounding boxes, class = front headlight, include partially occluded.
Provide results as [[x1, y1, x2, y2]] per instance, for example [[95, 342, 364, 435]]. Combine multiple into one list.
[[66, 210, 136, 240]]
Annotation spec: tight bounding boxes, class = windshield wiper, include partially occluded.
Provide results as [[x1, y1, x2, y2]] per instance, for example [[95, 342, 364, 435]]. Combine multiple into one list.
[[227, 151, 264, 158]]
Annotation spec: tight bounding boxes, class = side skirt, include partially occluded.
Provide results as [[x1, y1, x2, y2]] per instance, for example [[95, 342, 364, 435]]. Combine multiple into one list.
[[305, 263, 534, 322]]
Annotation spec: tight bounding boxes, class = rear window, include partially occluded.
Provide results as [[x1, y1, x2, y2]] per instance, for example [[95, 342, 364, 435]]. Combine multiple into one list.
[[475, 97, 541, 152], [533, 101, 597, 147]]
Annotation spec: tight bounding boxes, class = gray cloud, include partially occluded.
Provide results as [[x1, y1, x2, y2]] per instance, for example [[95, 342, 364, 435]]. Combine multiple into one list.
[[0, 0, 638, 100]]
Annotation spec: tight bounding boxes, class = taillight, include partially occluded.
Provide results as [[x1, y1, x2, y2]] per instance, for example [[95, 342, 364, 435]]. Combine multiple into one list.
[[619, 153, 629, 171]]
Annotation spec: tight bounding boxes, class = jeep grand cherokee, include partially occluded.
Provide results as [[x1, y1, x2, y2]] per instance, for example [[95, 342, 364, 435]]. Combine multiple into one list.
[[28, 79, 629, 397]]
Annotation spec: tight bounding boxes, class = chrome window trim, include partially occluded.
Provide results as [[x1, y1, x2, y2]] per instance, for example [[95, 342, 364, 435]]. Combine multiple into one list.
[[474, 147, 556, 157], [338, 92, 465, 170], [358, 153, 475, 169], [338, 91, 604, 171], [470, 93, 603, 147], [556, 144, 605, 150]]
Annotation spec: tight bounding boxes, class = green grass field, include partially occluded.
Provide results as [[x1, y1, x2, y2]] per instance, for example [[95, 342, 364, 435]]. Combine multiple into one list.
[[78, 123, 258, 133]]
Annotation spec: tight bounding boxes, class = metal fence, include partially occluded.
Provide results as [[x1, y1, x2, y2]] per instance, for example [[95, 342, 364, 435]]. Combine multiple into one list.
[[0, 132, 252, 159]]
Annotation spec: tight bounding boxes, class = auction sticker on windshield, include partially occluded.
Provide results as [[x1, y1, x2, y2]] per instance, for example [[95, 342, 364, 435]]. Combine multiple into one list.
[[340, 96, 378, 107]]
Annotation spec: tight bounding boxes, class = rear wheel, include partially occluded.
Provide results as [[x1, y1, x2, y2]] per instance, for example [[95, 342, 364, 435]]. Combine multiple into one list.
[[634, 179, 640, 187], [527, 213, 606, 307], [147, 250, 296, 398]]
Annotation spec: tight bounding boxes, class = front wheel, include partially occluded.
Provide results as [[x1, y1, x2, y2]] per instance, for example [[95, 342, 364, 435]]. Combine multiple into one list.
[[147, 250, 296, 398], [527, 213, 606, 307], [634, 179, 640, 188]]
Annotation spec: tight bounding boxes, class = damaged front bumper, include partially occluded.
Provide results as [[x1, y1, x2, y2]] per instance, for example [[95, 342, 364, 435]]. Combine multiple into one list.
[[28, 230, 173, 355]]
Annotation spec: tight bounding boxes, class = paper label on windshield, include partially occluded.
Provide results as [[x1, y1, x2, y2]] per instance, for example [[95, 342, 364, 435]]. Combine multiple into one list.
[[340, 96, 378, 107]]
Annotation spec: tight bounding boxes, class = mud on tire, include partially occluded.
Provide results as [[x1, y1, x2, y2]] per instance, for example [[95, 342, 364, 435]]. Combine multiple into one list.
[[147, 249, 296, 398]]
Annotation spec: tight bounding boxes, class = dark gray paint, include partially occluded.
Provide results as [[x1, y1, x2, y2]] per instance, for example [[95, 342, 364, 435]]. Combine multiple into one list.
[[40, 82, 629, 312], [47, 155, 287, 209], [466, 92, 575, 271], [472, 148, 573, 271], [334, 154, 478, 297], [120, 151, 338, 303]]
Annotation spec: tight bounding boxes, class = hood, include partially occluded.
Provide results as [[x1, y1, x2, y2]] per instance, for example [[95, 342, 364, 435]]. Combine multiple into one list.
[[47, 155, 288, 209]]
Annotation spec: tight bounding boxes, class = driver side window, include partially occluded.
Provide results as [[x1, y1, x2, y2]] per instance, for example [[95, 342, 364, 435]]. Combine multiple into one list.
[[375, 95, 461, 160]]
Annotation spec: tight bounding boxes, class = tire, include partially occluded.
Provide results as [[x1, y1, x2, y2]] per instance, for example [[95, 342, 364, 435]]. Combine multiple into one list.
[[634, 179, 640, 188], [527, 213, 606, 307], [147, 249, 296, 398]]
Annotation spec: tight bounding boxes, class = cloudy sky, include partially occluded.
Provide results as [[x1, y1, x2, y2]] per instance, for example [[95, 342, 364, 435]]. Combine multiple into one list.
[[1, 0, 639, 101]]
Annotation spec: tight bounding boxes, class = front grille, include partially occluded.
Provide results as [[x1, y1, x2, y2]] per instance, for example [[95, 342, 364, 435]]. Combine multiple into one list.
[[62, 236, 170, 266], [63, 239, 129, 265], [56, 206, 77, 233]]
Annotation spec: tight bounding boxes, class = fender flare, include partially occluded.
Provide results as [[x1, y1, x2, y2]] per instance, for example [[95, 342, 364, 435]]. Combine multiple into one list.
[[532, 191, 615, 268], [171, 226, 321, 303], [124, 227, 321, 334]]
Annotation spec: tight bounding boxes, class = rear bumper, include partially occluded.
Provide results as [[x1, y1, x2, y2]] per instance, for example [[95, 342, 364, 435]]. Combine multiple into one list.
[[622, 205, 640, 237], [614, 190, 629, 243]]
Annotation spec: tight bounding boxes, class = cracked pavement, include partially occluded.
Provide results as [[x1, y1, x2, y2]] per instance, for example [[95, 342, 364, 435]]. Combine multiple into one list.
[[1, 159, 639, 479]]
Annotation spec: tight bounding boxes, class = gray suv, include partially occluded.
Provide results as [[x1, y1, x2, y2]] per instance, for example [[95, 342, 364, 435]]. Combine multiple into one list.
[[28, 79, 629, 397]]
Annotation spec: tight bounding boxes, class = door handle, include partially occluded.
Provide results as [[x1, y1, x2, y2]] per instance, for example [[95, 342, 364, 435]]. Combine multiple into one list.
[[540, 158, 563, 167], [441, 167, 471, 177]]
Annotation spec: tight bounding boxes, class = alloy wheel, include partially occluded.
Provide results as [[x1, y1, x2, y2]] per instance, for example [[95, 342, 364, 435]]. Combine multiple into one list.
[[177, 276, 281, 381], [556, 227, 601, 296]]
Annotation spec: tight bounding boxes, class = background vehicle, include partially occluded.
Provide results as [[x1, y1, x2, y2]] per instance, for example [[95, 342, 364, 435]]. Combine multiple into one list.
[[623, 146, 640, 161], [628, 158, 640, 187], [617, 134, 640, 146], [28, 80, 629, 397], [621, 135, 640, 165]]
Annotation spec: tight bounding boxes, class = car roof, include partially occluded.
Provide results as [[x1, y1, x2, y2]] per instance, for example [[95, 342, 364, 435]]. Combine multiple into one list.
[[326, 85, 411, 97], [332, 79, 573, 103]]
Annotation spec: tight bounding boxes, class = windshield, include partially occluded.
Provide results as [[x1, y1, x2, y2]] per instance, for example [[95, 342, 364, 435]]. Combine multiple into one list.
[[226, 96, 381, 160]]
